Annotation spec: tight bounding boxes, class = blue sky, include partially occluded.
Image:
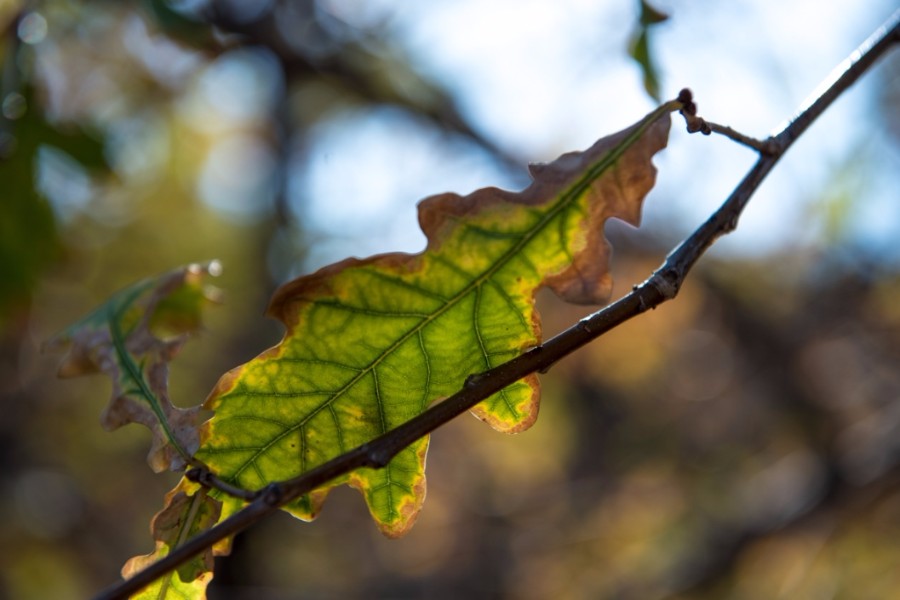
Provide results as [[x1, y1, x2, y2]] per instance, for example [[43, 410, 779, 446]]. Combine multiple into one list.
[[288, 0, 899, 271]]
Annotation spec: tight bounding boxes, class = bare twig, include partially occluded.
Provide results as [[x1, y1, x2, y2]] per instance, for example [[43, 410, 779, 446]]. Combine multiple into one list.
[[707, 121, 778, 154], [675, 88, 778, 154], [94, 10, 900, 600]]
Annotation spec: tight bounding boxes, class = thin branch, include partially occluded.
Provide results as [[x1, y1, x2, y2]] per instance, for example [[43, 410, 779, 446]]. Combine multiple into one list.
[[184, 466, 257, 502], [95, 10, 900, 600], [675, 89, 776, 154], [706, 121, 778, 155]]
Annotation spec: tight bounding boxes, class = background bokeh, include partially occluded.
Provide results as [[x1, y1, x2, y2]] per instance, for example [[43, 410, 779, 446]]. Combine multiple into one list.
[[2, 0, 900, 598]]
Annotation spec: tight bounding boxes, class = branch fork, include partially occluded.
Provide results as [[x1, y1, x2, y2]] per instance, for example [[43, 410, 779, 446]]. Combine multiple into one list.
[[675, 87, 779, 154]]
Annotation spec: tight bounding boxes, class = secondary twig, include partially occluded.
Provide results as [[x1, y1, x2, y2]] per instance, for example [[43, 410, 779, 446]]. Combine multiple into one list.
[[707, 122, 778, 154], [95, 9, 900, 600], [184, 465, 257, 501], [675, 88, 777, 154]]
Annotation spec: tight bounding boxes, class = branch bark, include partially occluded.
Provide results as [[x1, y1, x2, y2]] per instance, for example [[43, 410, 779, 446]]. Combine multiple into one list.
[[95, 10, 900, 600]]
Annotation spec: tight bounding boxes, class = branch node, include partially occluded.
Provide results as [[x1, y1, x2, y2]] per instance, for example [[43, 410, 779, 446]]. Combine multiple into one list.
[[676, 88, 696, 113], [185, 465, 257, 501], [725, 211, 741, 232], [464, 372, 487, 389], [646, 268, 680, 301], [260, 483, 285, 506], [760, 136, 782, 155], [677, 88, 712, 135], [365, 445, 393, 468]]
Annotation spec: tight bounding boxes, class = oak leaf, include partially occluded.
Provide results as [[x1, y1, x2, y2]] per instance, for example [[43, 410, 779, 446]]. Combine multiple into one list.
[[195, 105, 673, 538], [45, 261, 221, 472]]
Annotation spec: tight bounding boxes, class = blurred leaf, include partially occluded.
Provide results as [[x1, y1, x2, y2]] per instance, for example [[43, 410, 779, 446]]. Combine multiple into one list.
[[0, 87, 108, 324], [142, 0, 216, 45], [190, 104, 671, 547], [629, 0, 669, 101], [122, 481, 222, 599], [44, 261, 221, 472], [638, 0, 668, 26]]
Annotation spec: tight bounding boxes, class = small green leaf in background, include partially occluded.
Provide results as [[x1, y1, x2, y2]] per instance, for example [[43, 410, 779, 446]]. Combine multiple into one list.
[[44, 261, 222, 472], [629, 0, 670, 101]]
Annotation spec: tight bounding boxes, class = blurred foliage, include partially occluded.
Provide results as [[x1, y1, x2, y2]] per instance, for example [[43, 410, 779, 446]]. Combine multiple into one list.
[[1, 1, 898, 599], [0, 84, 106, 327], [629, 0, 669, 101]]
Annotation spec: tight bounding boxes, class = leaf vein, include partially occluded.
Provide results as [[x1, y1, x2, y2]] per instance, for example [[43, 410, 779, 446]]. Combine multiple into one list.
[[217, 106, 670, 489]]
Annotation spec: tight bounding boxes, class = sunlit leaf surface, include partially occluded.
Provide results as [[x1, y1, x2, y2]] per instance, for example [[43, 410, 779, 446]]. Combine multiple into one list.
[[197, 105, 672, 536]]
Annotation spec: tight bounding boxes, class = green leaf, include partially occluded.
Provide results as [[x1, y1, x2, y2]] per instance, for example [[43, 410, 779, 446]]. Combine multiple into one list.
[[45, 261, 221, 472], [629, 0, 670, 101], [195, 104, 673, 537]]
